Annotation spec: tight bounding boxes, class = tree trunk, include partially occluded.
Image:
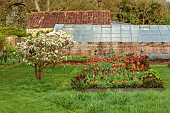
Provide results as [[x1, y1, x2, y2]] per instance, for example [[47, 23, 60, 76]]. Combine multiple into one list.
[[34, 0, 41, 12], [35, 65, 43, 80]]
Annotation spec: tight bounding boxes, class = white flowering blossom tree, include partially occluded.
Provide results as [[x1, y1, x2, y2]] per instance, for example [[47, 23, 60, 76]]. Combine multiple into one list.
[[18, 30, 75, 80]]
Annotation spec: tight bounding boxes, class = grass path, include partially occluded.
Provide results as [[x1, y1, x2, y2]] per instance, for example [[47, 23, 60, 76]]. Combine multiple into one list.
[[0, 64, 170, 113]]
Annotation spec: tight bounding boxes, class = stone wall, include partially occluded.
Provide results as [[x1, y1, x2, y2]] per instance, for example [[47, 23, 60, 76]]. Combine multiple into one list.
[[6, 35, 17, 47], [70, 42, 170, 55], [0, 36, 21, 51]]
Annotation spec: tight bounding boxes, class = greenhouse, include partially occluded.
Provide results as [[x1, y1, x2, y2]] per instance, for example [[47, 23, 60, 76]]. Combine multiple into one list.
[[54, 22, 170, 56], [26, 10, 170, 56], [54, 21, 170, 42]]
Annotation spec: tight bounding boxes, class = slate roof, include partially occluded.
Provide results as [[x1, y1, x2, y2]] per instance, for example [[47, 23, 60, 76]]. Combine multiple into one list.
[[27, 10, 110, 28]]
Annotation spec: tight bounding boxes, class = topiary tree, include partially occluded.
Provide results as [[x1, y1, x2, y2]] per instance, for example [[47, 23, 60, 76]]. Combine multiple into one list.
[[18, 30, 75, 80]]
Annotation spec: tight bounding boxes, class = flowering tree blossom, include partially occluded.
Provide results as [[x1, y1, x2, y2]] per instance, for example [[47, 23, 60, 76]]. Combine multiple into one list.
[[18, 30, 75, 80]]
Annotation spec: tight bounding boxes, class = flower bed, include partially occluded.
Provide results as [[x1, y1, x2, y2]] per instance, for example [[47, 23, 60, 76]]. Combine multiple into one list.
[[71, 54, 164, 91]]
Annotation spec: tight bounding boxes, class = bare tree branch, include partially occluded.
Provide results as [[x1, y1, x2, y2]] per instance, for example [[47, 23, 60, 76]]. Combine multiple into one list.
[[47, 0, 50, 11], [34, 0, 41, 12]]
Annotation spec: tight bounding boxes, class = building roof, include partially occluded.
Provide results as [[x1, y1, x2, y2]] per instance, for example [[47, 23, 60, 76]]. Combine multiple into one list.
[[27, 10, 110, 29]]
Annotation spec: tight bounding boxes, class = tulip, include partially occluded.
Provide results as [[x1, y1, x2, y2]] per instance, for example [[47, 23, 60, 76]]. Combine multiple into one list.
[[112, 67, 115, 71], [141, 64, 145, 71], [84, 79, 87, 83], [112, 80, 117, 84], [94, 67, 98, 71], [137, 62, 140, 66], [104, 71, 109, 75], [118, 70, 121, 74], [86, 60, 89, 63], [93, 80, 98, 84], [121, 63, 125, 68], [132, 64, 137, 71], [98, 65, 102, 69], [112, 70, 115, 74], [113, 64, 117, 67], [121, 80, 127, 84], [133, 78, 138, 83]]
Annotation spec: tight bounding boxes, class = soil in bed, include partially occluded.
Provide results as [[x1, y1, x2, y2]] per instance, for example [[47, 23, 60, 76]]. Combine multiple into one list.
[[76, 87, 164, 92], [149, 59, 170, 65]]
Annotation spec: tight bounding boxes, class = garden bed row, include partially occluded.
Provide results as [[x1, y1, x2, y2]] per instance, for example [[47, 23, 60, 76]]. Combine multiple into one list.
[[59, 59, 170, 66]]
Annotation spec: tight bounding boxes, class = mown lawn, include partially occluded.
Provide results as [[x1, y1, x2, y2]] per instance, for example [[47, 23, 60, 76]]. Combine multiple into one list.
[[0, 64, 170, 113]]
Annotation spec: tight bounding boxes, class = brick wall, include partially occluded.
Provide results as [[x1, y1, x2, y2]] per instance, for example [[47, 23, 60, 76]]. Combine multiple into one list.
[[70, 42, 170, 55]]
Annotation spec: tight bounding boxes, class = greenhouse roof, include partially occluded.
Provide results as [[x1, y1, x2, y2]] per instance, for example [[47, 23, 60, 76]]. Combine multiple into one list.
[[54, 22, 170, 42]]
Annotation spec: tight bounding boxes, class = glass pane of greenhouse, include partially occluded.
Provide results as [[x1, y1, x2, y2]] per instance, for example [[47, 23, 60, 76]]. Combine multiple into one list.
[[132, 38, 141, 42], [150, 30, 159, 34], [121, 25, 130, 30], [111, 34, 121, 38], [102, 28, 111, 33], [122, 38, 131, 42], [162, 34, 170, 38], [131, 30, 140, 34], [83, 25, 92, 30], [64, 24, 74, 28], [82, 30, 93, 34], [63, 28, 74, 34], [101, 37, 111, 42], [54, 22, 170, 42], [93, 38, 101, 42], [159, 25, 169, 30], [54, 24, 64, 31], [112, 38, 121, 42], [131, 33, 140, 38], [150, 25, 159, 30], [160, 30, 169, 34], [131, 25, 139, 30], [163, 38, 170, 42]]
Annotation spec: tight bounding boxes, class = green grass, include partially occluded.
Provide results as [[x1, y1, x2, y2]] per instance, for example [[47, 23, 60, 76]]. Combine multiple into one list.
[[0, 64, 170, 113], [67, 55, 89, 61]]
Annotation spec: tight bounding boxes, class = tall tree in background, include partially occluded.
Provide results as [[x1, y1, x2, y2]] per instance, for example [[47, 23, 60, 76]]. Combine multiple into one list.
[[6, 2, 27, 28], [116, 0, 168, 24], [0, 0, 28, 28], [0, 0, 7, 26], [0, 0, 170, 27]]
